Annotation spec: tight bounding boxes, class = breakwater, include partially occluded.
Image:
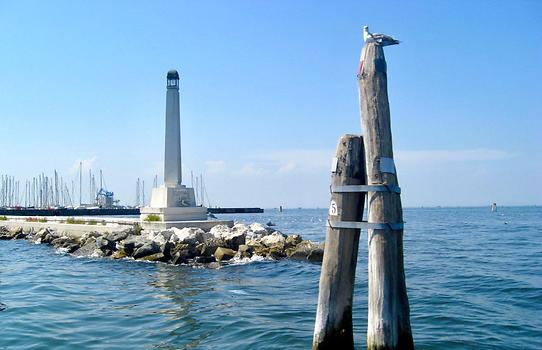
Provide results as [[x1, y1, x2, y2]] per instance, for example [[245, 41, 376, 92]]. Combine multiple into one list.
[[0, 208, 140, 217], [0, 221, 323, 266], [0, 207, 263, 217]]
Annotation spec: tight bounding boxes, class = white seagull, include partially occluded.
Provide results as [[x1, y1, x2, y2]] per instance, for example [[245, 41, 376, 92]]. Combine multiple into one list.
[[363, 26, 400, 46]]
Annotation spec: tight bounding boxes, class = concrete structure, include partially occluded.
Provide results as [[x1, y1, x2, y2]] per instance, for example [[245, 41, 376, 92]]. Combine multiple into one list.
[[0, 218, 129, 238], [141, 70, 208, 225]]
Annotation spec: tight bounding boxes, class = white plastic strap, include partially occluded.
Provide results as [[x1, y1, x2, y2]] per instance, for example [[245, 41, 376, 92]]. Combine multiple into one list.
[[330, 157, 338, 173], [379, 157, 396, 174], [331, 184, 401, 194], [327, 220, 404, 231]]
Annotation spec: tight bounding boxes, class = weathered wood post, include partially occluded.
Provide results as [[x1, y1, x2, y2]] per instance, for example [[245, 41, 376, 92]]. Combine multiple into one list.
[[358, 43, 414, 349], [313, 134, 366, 350]]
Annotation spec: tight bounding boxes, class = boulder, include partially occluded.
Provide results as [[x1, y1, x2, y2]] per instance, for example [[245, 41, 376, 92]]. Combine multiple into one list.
[[41, 232, 57, 244], [213, 223, 248, 249], [249, 243, 270, 257], [261, 231, 286, 248], [81, 231, 102, 240], [286, 240, 320, 261], [8, 226, 23, 239], [111, 250, 128, 259], [171, 227, 208, 245], [249, 223, 268, 236], [308, 248, 324, 263], [63, 242, 81, 254], [0, 227, 11, 240], [146, 230, 172, 245], [93, 248, 111, 257], [79, 231, 101, 245], [234, 244, 253, 259], [231, 223, 249, 235], [95, 237, 115, 252], [170, 243, 199, 265], [138, 252, 167, 262], [214, 247, 236, 262], [210, 225, 232, 239], [133, 242, 160, 259], [14, 231, 28, 240], [105, 229, 130, 242], [50, 236, 81, 254], [171, 254, 188, 265], [32, 228, 51, 243], [222, 230, 246, 250], [119, 236, 147, 256], [285, 234, 302, 247], [51, 236, 74, 248], [267, 246, 286, 259], [72, 238, 97, 257], [171, 243, 197, 258], [160, 241, 175, 260], [196, 238, 224, 257]]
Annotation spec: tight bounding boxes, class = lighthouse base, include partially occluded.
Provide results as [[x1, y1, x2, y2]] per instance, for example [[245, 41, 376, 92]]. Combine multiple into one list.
[[149, 185, 198, 208], [140, 185, 208, 223], [140, 206, 208, 222]]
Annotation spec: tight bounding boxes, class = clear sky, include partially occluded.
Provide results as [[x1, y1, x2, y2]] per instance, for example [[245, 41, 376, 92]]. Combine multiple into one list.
[[0, 0, 540, 208]]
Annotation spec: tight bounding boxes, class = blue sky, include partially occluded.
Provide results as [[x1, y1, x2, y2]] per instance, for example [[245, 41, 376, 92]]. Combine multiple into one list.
[[0, 0, 540, 208]]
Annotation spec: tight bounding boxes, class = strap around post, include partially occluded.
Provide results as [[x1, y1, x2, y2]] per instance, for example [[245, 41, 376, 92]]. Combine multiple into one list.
[[331, 184, 401, 194], [327, 220, 404, 231]]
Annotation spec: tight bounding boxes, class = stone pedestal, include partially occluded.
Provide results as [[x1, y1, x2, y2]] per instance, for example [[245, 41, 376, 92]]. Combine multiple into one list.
[[140, 206, 208, 222], [149, 185, 197, 208], [141, 185, 207, 222]]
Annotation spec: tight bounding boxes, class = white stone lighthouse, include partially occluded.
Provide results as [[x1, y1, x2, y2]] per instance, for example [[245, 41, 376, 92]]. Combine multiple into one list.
[[164, 69, 183, 187], [140, 69, 207, 224]]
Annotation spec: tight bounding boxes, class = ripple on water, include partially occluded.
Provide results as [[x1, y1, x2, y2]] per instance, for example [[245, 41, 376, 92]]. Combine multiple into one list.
[[1, 207, 542, 349]]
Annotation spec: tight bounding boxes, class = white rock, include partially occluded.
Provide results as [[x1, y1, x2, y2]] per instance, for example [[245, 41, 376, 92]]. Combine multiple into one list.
[[146, 230, 172, 245], [171, 227, 208, 244], [231, 223, 249, 235], [261, 231, 286, 247], [249, 223, 268, 236], [223, 230, 246, 248], [245, 237, 260, 246], [210, 224, 232, 239]]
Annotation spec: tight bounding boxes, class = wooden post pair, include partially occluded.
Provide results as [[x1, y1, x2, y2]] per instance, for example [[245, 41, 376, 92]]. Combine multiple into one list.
[[313, 43, 414, 350]]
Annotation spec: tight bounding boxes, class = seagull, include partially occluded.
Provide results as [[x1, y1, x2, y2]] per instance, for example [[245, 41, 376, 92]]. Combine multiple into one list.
[[363, 26, 400, 46]]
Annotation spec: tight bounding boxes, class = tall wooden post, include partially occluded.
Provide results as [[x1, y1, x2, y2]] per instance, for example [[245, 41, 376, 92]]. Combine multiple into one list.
[[313, 134, 366, 350], [358, 43, 414, 349]]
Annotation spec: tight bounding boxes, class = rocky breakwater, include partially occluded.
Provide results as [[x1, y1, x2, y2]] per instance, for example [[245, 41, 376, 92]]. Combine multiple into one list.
[[0, 222, 324, 266]]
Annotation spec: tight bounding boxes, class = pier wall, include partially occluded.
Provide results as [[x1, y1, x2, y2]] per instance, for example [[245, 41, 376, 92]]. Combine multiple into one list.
[[0, 219, 130, 238]]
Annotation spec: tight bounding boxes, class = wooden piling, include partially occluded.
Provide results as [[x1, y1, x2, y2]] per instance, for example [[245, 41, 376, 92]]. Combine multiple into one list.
[[313, 134, 366, 350], [358, 43, 414, 349]]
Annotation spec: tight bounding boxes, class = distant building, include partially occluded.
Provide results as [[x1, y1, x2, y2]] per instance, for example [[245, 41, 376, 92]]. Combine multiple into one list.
[[96, 188, 114, 208]]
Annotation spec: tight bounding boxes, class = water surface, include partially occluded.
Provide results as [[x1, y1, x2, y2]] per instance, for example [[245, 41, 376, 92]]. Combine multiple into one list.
[[1, 207, 541, 349]]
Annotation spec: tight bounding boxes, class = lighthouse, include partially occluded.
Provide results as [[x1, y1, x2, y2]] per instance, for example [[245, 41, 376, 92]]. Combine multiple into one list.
[[140, 69, 208, 225], [164, 70, 182, 187]]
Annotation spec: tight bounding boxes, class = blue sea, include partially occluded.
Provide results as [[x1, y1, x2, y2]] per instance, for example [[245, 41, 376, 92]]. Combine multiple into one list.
[[1, 207, 541, 349]]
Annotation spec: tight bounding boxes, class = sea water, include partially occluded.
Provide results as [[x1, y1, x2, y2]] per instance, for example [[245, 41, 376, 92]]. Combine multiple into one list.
[[1, 207, 541, 349]]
